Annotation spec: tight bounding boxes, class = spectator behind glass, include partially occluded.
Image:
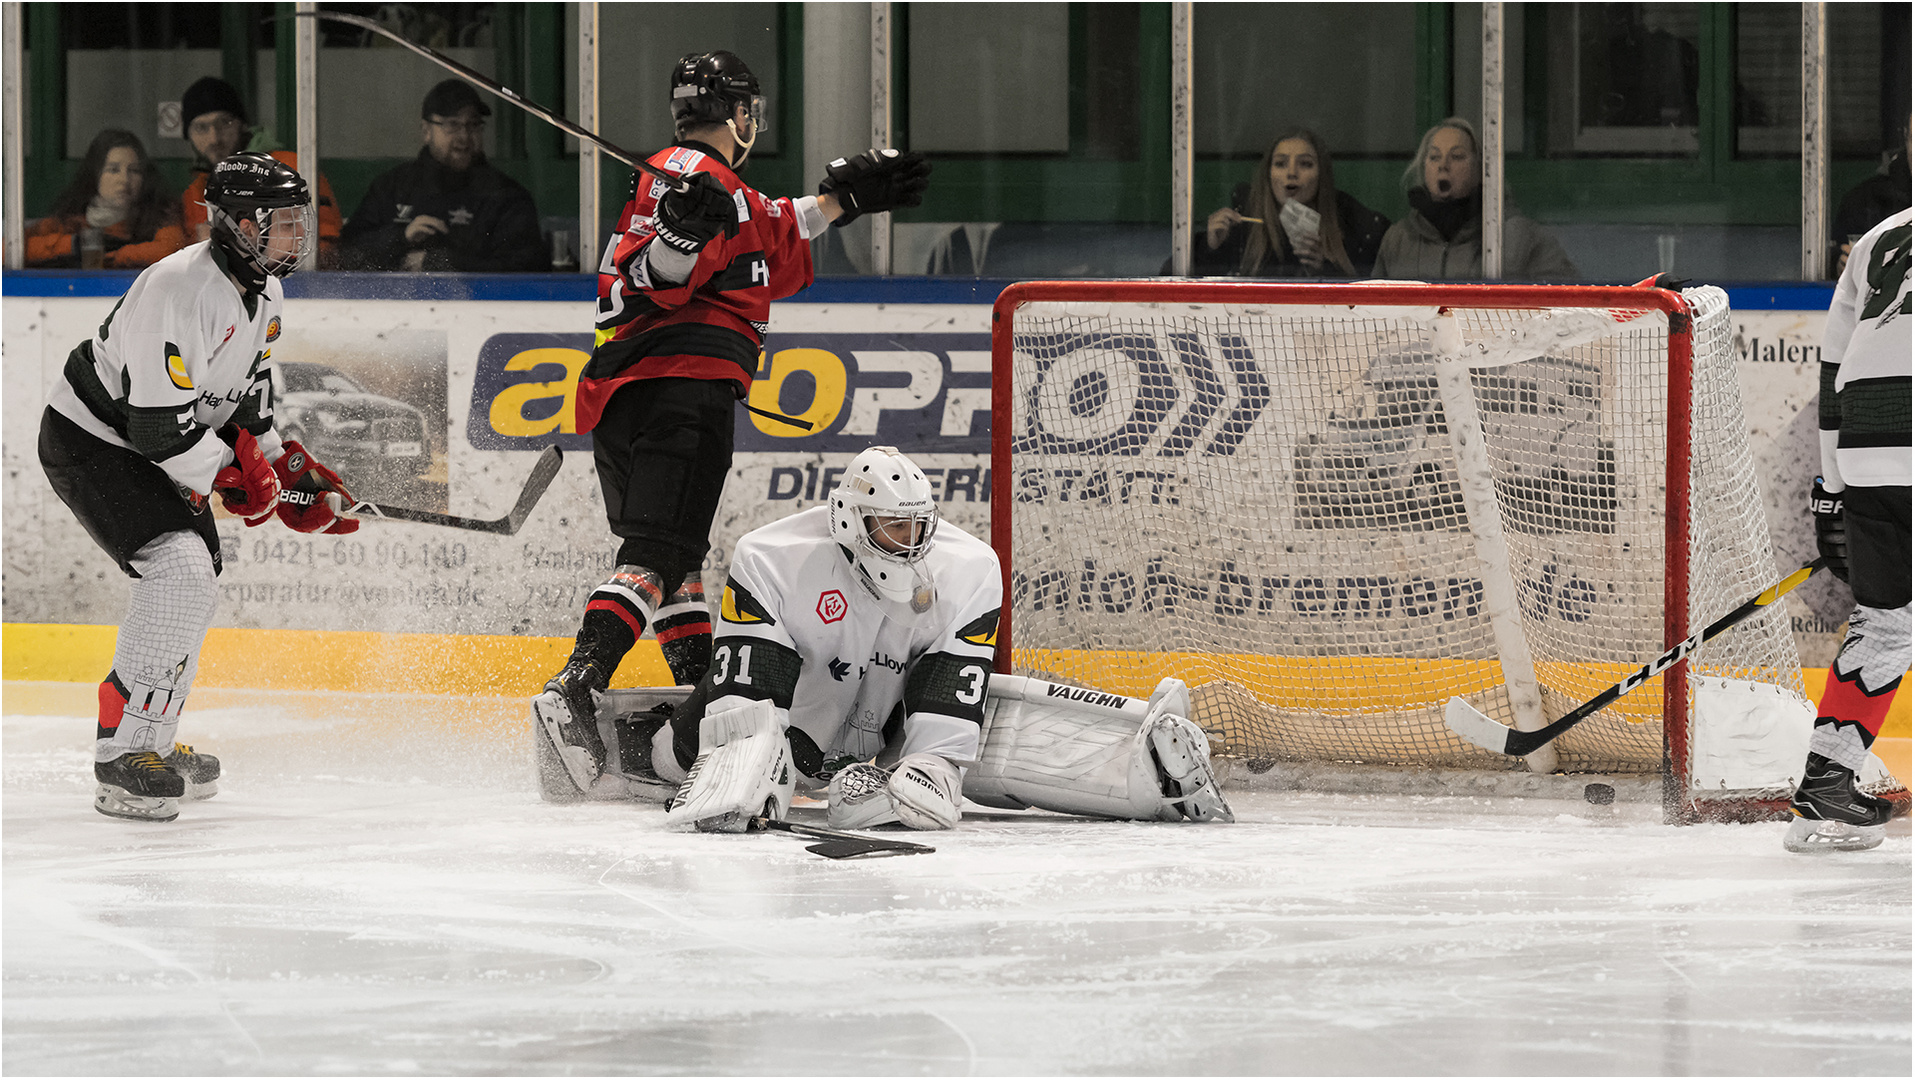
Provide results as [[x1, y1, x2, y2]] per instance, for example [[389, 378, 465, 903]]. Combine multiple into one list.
[[177, 76, 343, 262], [338, 79, 547, 272], [1374, 117, 1578, 281], [26, 130, 184, 269], [1833, 119, 1910, 276], [1189, 129, 1389, 277]]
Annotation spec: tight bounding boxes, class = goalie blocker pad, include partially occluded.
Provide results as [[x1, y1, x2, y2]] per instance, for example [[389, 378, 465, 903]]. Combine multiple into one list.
[[966, 675, 1233, 823], [664, 698, 796, 833]]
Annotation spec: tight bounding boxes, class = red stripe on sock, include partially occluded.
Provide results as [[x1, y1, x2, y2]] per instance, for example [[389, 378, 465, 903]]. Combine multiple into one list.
[[97, 678, 128, 731], [587, 598, 646, 640], [1817, 664, 1899, 738], [654, 622, 710, 644]]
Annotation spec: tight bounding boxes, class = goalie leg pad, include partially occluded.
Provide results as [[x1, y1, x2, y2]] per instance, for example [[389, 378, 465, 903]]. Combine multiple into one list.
[[965, 676, 1230, 822], [665, 699, 794, 832]]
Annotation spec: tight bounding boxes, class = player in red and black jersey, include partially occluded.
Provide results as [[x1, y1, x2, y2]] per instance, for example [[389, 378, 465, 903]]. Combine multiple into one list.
[[533, 50, 932, 799]]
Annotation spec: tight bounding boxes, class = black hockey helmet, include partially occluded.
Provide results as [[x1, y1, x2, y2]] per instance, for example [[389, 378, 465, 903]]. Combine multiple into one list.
[[669, 51, 766, 135], [203, 152, 317, 280]]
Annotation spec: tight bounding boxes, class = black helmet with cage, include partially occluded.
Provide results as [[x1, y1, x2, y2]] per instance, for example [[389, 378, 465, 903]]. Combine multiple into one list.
[[669, 51, 767, 143], [202, 151, 316, 284]]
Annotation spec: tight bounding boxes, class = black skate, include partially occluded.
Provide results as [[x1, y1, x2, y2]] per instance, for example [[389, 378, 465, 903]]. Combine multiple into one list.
[[94, 751, 185, 822], [1784, 753, 1891, 853], [530, 658, 609, 799], [163, 742, 221, 800]]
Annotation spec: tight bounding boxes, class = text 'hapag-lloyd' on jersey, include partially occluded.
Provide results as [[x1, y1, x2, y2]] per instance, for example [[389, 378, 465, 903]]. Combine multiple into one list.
[[466, 332, 992, 453]]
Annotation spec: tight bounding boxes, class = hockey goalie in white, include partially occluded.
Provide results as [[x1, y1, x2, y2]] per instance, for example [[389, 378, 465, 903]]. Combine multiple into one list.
[[533, 445, 1232, 831]]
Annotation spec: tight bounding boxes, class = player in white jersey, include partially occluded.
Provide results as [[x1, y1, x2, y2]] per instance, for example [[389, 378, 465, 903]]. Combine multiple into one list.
[[37, 153, 358, 823], [536, 445, 1233, 832], [1789, 207, 1912, 853]]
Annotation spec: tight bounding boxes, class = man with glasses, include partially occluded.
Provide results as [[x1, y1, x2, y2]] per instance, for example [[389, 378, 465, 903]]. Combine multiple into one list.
[[177, 76, 343, 263], [338, 79, 547, 272]]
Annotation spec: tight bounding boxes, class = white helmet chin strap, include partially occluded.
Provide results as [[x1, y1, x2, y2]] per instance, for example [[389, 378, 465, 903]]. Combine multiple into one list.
[[726, 117, 756, 166]]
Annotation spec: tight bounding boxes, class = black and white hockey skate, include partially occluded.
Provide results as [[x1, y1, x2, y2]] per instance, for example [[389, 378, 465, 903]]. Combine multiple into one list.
[[530, 658, 610, 800], [1784, 753, 1892, 853], [1147, 714, 1235, 823], [94, 751, 185, 822], [163, 742, 221, 800]]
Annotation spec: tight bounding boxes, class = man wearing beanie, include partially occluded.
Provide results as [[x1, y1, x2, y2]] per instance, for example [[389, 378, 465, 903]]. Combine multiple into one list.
[[178, 76, 342, 262], [338, 79, 546, 272]]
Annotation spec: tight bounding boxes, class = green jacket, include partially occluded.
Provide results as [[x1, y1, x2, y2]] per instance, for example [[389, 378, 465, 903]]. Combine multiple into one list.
[[1373, 201, 1578, 281]]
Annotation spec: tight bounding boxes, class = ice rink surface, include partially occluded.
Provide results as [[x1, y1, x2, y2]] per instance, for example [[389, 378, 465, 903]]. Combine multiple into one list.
[[5, 690, 1910, 1077]]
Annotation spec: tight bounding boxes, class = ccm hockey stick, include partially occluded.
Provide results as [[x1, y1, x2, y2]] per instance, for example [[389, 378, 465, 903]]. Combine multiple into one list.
[[1445, 558, 1828, 757], [342, 445, 563, 536], [753, 816, 936, 859], [293, 11, 684, 190]]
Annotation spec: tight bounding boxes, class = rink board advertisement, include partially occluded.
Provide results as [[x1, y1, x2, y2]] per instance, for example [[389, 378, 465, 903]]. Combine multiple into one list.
[[0, 284, 1846, 661]]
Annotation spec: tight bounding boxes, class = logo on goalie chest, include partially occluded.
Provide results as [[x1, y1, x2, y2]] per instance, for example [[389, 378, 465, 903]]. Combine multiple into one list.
[[816, 590, 847, 623]]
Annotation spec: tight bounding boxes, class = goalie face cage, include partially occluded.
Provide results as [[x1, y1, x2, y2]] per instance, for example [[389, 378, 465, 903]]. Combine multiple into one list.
[[990, 281, 1836, 825]]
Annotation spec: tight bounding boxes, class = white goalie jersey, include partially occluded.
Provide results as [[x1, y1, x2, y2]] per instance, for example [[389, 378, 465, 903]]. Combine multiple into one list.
[[46, 240, 285, 495], [704, 505, 1002, 780]]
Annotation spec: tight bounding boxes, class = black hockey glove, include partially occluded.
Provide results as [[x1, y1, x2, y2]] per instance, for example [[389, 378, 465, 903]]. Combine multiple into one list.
[[1810, 477, 1848, 583], [652, 171, 737, 257], [819, 148, 932, 226]]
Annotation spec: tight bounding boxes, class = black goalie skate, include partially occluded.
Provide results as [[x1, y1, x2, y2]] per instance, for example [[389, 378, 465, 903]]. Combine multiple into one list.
[[1784, 753, 1892, 853], [94, 751, 185, 822], [163, 742, 221, 800], [530, 658, 609, 800]]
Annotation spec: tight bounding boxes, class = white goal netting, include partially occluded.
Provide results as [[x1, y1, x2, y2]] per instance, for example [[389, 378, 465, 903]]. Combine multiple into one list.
[[998, 285, 1804, 797]]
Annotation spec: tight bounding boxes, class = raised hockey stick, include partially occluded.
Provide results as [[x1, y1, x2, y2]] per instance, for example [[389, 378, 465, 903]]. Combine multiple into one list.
[[753, 816, 937, 859], [342, 446, 563, 536], [1445, 558, 1828, 757], [292, 10, 684, 190]]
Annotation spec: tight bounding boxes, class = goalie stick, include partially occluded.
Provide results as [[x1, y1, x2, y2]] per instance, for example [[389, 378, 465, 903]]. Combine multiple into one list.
[[342, 446, 562, 536], [292, 10, 684, 191], [753, 817, 936, 860], [1445, 558, 1828, 757]]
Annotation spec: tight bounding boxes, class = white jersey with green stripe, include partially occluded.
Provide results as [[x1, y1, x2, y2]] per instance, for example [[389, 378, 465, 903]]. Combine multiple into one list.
[[1821, 207, 1912, 490], [705, 506, 1002, 779], [46, 241, 285, 496]]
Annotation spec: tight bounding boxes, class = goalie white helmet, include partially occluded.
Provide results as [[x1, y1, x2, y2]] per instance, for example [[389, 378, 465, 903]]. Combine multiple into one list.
[[830, 446, 939, 610]]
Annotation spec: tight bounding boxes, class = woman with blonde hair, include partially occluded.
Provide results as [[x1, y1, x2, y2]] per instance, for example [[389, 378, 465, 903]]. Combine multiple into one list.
[[1192, 128, 1388, 277], [1373, 117, 1577, 280]]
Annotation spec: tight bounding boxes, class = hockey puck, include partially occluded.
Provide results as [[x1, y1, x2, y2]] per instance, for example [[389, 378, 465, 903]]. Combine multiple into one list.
[[1584, 782, 1616, 805]]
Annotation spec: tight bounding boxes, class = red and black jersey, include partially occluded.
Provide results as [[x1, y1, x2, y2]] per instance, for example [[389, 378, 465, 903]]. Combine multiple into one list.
[[577, 141, 818, 433]]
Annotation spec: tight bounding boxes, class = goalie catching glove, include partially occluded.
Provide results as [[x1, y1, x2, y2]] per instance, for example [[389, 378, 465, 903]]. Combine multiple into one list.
[[273, 441, 358, 535], [826, 753, 963, 832], [819, 148, 931, 226], [213, 426, 280, 525], [652, 171, 738, 257]]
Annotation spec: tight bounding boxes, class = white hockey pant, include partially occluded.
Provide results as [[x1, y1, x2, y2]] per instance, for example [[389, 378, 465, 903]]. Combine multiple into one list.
[[100, 531, 219, 762], [964, 675, 1233, 822]]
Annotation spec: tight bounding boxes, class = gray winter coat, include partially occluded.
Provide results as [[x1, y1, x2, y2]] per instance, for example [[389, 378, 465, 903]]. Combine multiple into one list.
[[1373, 202, 1578, 281]]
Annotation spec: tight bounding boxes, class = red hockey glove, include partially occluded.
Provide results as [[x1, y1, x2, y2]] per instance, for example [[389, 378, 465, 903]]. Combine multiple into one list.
[[274, 441, 359, 535], [213, 427, 281, 526]]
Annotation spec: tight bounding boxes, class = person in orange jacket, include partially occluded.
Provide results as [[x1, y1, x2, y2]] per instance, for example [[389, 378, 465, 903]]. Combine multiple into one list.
[[176, 76, 342, 264], [26, 129, 185, 270]]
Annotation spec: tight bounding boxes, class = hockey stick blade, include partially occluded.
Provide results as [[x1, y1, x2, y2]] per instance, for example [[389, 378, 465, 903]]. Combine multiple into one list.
[[292, 11, 680, 188], [752, 817, 936, 859], [345, 446, 562, 536], [1444, 558, 1827, 757]]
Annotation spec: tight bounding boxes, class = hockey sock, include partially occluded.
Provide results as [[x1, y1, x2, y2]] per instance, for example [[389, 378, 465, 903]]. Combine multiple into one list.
[[572, 565, 664, 672], [653, 579, 712, 686], [99, 532, 219, 763], [1808, 602, 1910, 772]]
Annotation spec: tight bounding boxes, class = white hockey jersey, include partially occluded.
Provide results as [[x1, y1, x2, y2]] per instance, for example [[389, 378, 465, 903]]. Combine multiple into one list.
[[705, 506, 1003, 779], [1820, 207, 1912, 489], [47, 241, 285, 495]]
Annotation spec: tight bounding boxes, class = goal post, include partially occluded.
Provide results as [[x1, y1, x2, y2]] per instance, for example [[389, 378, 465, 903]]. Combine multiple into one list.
[[987, 280, 1896, 824]]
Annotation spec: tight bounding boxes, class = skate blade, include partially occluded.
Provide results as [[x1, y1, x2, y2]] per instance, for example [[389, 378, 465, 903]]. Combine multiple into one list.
[[1147, 720, 1235, 824], [530, 693, 599, 793], [1784, 816, 1886, 853], [182, 779, 219, 801], [94, 784, 180, 823]]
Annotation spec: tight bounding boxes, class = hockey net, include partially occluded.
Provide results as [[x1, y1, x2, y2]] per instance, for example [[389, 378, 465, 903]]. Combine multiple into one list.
[[989, 281, 1887, 822]]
